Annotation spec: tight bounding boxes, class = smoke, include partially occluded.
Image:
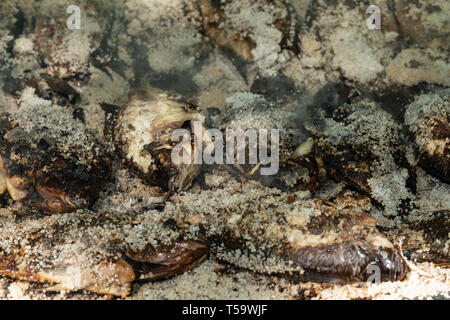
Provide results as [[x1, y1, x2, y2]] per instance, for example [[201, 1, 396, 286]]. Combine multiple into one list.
[[296, 81, 353, 129]]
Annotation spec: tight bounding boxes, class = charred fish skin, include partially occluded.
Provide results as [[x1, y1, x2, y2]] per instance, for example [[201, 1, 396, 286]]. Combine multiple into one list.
[[0, 209, 208, 297], [304, 100, 417, 216], [124, 240, 208, 281], [0, 88, 111, 213], [32, 158, 111, 213], [415, 210, 450, 261], [166, 187, 408, 283], [405, 89, 450, 183], [113, 88, 205, 191], [399, 209, 450, 264]]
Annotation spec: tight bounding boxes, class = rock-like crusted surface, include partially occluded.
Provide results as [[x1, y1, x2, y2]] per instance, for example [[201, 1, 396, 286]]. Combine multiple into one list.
[[0, 88, 110, 213], [302, 0, 450, 88], [405, 89, 450, 183], [0, 0, 448, 300], [304, 99, 416, 216], [0, 208, 207, 297], [196, 0, 299, 77]]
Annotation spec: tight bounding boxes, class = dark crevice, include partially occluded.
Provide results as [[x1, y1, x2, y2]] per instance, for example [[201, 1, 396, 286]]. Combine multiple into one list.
[[388, 0, 407, 50]]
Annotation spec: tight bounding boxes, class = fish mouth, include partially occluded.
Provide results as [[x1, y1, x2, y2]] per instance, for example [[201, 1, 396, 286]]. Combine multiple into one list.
[[32, 159, 104, 214], [33, 177, 85, 214], [124, 240, 208, 281], [33, 191, 84, 214]]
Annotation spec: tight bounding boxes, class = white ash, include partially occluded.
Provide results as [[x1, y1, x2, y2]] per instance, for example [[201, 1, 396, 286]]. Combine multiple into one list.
[[413, 168, 450, 214], [316, 263, 450, 300], [163, 184, 402, 278], [367, 169, 413, 215], [0, 209, 181, 277], [192, 53, 249, 111], [124, 0, 196, 37], [386, 49, 450, 87], [45, 32, 93, 77], [329, 29, 384, 84], [92, 168, 167, 214], [7, 281, 30, 300], [223, 92, 306, 146], [395, 0, 449, 48], [302, 1, 397, 87], [300, 0, 449, 88], [132, 260, 299, 300]]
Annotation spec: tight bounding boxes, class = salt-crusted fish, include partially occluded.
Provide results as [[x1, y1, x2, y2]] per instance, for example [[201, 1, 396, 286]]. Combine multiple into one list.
[[165, 187, 408, 283], [0, 88, 110, 213], [304, 100, 417, 216], [0, 210, 207, 297]]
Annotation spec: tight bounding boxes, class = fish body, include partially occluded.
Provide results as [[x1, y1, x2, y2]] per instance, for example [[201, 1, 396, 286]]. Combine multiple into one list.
[[166, 187, 408, 283], [0, 89, 111, 213]]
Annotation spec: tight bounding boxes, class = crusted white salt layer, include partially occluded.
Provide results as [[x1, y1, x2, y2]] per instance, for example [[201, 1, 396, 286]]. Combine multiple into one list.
[[305, 100, 415, 216], [165, 186, 397, 274], [0, 0, 448, 301], [0, 209, 179, 296], [405, 89, 450, 163], [5, 88, 102, 166]]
